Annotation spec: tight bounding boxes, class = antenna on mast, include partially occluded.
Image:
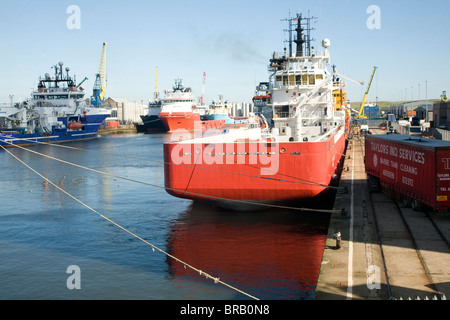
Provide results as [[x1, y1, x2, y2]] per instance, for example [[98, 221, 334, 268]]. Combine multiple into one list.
[[281, 12, 293, 57], [154, 66, 158, 103]]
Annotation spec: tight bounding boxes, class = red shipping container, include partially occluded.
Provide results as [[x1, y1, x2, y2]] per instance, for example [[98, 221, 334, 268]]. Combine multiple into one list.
[[365, 134, 450, 212]]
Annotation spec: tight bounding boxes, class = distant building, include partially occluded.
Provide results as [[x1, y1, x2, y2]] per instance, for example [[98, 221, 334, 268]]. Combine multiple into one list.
[[433, 101, 450, 128], [389, 101, 433, 121], [229, 102, 254, 117], [103, 97, 148, 124]]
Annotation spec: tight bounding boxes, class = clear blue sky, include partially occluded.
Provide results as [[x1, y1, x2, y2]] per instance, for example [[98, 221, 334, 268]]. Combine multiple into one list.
[[1, 0, 449, 105]]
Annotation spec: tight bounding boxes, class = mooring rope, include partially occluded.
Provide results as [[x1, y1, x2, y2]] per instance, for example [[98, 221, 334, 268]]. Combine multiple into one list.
[[0, 144, 260, 300], [2, 140, 342, 214], [2, 136, 346, 192]]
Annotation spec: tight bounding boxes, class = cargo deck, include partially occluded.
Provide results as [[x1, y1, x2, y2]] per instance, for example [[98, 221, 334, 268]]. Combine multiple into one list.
[[315, 130, 450, 300]]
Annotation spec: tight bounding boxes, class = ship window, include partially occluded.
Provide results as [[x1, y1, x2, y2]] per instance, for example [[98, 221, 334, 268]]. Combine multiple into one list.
[[316, 74, 323, 80], [302, 74, 308, 85], [296, 75, 301, 85], [276, 75, 282, 82], [283, 76, 288, 86], [289, 75, 295, 85], [309, 75, 315, 85]]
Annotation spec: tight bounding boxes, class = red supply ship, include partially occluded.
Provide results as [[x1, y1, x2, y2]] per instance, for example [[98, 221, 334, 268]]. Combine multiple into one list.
[[163, 12, 350, 210], [365, 134, 450, 212], [158, 79, 220, 132], [158, 79, 257, 134]]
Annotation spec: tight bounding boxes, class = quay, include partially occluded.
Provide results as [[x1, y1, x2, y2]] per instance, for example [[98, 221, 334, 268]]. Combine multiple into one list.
[[315, 129, 450, 300], [99, 124, 137, 135]]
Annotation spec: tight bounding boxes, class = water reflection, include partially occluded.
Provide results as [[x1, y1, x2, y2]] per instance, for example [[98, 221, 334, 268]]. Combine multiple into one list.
[[166, 201, 331, 300]]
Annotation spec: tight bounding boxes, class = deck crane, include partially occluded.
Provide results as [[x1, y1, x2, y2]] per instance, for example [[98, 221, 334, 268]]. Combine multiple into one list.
[[332, 67, 365, 114], [356, 66, 377, 119], [90, 42, 107, 106], [333, 70, 365, 87], [77, 77, 88, 88]]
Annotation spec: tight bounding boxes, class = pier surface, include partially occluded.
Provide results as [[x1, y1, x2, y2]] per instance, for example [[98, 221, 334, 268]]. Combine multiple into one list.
[[315, 130, 450, 300]]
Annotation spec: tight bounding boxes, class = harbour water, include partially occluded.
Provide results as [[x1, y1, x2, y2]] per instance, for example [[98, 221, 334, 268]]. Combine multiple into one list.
[[0, 133, 332, 300]]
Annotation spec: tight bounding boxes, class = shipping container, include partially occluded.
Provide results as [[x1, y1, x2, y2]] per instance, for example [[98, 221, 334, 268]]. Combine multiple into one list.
[[365, 134, 450, 212]]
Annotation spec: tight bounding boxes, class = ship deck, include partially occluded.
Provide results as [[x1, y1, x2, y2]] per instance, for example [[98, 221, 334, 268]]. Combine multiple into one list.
[[315, 128, 450, 300]]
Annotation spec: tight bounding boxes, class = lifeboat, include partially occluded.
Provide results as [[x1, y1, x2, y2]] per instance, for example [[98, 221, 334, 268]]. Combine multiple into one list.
[[68, 121, 83, 130]]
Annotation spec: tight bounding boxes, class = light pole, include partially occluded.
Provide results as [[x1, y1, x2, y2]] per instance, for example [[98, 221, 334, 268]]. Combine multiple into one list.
[[425, 81, 428, 123]]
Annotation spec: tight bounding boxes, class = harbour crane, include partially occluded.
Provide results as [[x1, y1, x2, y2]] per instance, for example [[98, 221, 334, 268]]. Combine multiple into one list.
[[356, 66, 377, 119], [90, 42, 107, 106]]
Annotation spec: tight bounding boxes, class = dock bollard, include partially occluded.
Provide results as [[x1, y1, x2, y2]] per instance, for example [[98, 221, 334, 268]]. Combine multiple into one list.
[[333, 232, 342, 249]]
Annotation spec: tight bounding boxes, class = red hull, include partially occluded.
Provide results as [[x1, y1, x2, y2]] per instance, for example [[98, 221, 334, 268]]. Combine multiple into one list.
[[163, 129, 347, 209], [159, 112, 225, 133]]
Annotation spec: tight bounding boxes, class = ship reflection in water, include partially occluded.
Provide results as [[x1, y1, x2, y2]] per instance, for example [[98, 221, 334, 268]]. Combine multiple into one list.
[[166, 202, 331, 300]]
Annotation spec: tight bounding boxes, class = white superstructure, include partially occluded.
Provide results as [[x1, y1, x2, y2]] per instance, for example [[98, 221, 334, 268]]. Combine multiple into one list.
[[159, 79, 196, 115], [268, 35, 346, 143]]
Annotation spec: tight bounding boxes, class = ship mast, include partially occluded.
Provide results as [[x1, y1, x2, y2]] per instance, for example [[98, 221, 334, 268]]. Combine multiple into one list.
[[283, 11, 317, 58], [294, 13, 305, 57], [201, 72, 206, 105], [154, 66, 158, 103]]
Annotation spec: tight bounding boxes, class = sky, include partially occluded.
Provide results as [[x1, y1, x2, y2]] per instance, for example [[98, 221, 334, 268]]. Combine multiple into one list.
[[1, 0, 449, 106]]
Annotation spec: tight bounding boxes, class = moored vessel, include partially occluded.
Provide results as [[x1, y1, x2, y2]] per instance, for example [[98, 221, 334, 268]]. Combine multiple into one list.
[[163, 12, 350, 210], [137, 100, 166, 133], [135, 66, 167, 133], [0, 61, 110, 147], [158, 80, 258, 135], [158, 79, 220, 133]]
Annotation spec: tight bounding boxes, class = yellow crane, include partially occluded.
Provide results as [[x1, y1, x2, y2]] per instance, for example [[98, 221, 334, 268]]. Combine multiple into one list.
[[356, 66, 377, 119], [91, 42, 107, 106]]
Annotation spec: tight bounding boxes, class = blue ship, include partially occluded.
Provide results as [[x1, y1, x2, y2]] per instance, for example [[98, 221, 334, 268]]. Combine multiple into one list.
[[205, 100, 250, 126], [0, 61, 110, 147]]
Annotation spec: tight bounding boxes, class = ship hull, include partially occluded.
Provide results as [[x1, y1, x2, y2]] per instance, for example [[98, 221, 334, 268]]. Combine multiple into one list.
[[0, 114, 109, 147], [137, 115, 167, 133], [159, 112, 252, 135], [159, 112, 225, 133], [163, 128, 347, 210]]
